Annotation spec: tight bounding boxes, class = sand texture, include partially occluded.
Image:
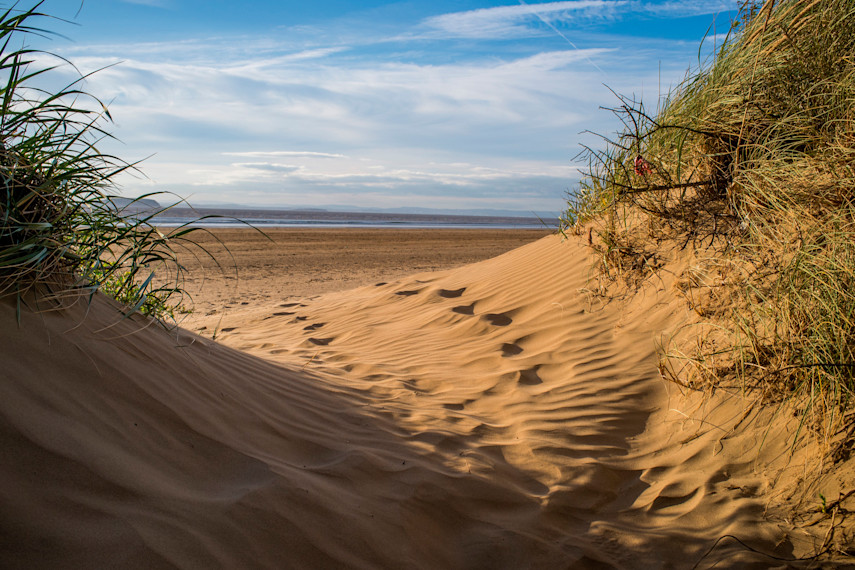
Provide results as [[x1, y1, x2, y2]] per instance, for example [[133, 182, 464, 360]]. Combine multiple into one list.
[[0, 233, 842, 568]]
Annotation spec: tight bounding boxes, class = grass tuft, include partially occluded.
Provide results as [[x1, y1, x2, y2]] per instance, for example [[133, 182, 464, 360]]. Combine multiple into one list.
[[565, 0, 855, 450], [0, 3, 208, 322]]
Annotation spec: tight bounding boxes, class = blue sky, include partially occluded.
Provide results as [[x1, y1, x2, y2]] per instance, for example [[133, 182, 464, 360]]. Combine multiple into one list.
[[28, 0, 738, 214]]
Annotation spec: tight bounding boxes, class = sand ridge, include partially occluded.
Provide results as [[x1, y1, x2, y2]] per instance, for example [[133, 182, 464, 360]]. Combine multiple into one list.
[[0, 234, 827, 568], [216, 234, 816, 566]]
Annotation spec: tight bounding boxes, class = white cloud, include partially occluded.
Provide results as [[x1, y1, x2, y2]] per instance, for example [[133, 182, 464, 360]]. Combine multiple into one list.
[[131, 150, 579, 212], [425, 1, 627, 38], [640, 1, 735, 17], [55, 41, 633, 212], [229, 47, 350, 73], [63, 45, 609, 155], [231, 162, 301, 173], [224, 151, 347, 159], [422, 0, 736, 39], [37, 0, 726, 212]]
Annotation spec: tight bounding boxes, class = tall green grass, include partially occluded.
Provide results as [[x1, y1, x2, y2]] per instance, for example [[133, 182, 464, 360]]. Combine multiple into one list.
[[0, 3, 203, 321], [565, 0, 855, 447]]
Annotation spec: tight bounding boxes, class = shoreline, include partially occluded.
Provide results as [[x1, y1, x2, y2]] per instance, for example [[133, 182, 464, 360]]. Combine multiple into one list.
[[148, 206, 557, 230]]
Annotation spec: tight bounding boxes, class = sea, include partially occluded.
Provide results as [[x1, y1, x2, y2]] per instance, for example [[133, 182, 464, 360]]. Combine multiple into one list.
[[151, 207, 558, 230]]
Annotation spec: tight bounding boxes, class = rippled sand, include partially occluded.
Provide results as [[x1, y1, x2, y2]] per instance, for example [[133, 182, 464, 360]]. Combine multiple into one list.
[[1, 231, 840, 568]]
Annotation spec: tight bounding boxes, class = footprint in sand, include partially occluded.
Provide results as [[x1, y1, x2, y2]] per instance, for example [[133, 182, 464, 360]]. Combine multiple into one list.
[[483, 312, 513, 326], [438, 287, 466, 299], [279, 302, 300, 308], [296, 316, 308, 321], [452, 302, 476, 316], [517, 366, 542, 385], [303, 323, 326, 331], [395, 290, 420, 297], [308, 337, 334, 346], [501, 343, 524, 357], [273, 311, 295, 316], [220, 327, 238, 333]]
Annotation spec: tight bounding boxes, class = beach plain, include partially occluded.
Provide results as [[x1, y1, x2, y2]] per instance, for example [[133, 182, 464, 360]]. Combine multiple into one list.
[[174, 227, 552, 334]]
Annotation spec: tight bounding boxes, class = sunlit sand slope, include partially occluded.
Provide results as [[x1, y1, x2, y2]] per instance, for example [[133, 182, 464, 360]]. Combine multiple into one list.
[[1, 235, 802, 569]]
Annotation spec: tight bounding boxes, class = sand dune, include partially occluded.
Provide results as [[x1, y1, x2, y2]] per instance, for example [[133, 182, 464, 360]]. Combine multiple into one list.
[[0, 234, 831, 568]]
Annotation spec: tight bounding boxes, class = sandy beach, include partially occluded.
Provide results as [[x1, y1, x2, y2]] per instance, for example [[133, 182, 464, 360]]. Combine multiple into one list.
[[4, 228, 849, 568], [174, 228, 552, 334]]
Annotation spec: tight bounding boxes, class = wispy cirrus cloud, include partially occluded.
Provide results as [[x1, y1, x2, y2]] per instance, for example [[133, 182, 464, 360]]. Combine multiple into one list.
[[64, 45, 610, 150], [39, 0, 738, 213], [423, 0, 735, 39], [229, 47, 351, 73], [231, 162, 301, 173], [48, 40, 649, 211], [638, 0, 736, 16], [424, 1, 625, 38], [224, 151, 348, 159]]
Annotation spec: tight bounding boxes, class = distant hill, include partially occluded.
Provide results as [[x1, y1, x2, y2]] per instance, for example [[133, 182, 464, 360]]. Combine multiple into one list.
[[184, 202, 559, 220], [108, 197, 161, 212]]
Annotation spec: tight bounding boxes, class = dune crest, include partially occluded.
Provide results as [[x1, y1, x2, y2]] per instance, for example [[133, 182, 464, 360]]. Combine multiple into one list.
[[1, 235, 821, 568]]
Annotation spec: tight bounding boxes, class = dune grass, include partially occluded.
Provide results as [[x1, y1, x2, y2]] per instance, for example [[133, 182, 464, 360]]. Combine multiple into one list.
[[0, 3, 207, 321], [564, 0, 855, 452]]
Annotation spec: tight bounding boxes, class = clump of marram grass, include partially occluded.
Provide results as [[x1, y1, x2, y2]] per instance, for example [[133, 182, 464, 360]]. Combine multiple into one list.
[[564, 0, 855, 453], [0, 3, 203, 322]]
